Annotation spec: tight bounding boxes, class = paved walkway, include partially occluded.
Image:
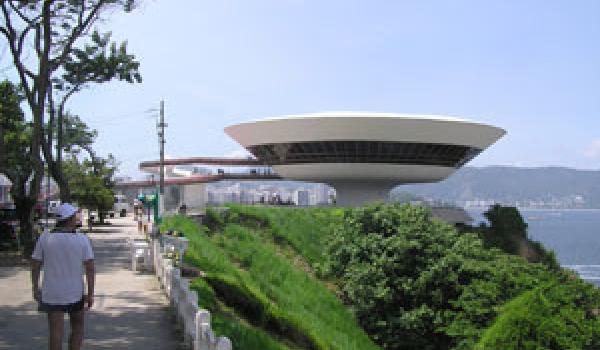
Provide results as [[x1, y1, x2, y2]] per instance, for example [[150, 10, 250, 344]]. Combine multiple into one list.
[[0, 216, 182, 349]]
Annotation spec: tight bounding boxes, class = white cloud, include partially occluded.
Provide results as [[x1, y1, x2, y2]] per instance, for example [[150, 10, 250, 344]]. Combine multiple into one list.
[[583, 139, 600, 158], [222, 148, 252, 158], [489, 161, 528, 167]]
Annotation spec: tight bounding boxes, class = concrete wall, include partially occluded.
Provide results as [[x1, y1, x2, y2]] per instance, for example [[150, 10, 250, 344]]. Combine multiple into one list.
[[331, 181, 396, 206], [181, 184, 207, 212], [164, 185, 182, 212]]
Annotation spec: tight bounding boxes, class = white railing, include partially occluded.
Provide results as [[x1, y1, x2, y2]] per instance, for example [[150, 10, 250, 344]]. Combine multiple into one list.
[[133, 236, 232, 350], [130, 239, 153, 271]]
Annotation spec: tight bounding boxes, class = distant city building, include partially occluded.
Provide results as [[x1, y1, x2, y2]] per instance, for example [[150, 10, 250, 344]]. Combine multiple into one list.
[[296, 190, 310, 206], [316, 183, 330, 205]]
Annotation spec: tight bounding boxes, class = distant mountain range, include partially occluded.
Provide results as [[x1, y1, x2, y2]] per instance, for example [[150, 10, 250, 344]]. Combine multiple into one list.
[[395, 166, 600, 209]]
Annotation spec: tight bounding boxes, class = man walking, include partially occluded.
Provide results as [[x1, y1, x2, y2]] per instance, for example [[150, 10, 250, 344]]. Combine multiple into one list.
[[31, 203, 95, 350]]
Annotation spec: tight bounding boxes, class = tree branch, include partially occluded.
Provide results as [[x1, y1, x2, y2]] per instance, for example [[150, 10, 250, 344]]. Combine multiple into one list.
[[0, 26, 9, 40], [7, 1, 36, 25], [0, 3, 34, 110], [17, 22, 36, 58], [5, 2, 42, 59], [46, 85, 56, 152], [50, 0, 108, 72], [33, 21, 41, 57], [55, 87, 77, 171]]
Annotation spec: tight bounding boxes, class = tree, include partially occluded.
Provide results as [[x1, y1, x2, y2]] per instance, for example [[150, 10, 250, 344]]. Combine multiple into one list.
[[60, 113, 117, 225], [46, 111, 98, 200], [64, 153, 117, 225], [476, 282, 600, 350], [45, 29, 141, 202], [0, 80, 36, 254], [479, 204, 559, 269], [0, 0, 140, 245], [322, 203, 572, 350], [59, 112, 98, 158]]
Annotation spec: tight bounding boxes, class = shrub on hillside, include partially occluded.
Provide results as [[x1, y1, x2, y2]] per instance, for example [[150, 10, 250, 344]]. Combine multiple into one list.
[[323, 203, 581, 350], [477, 204, 560, 269], [204, 207, 225, 232], [476, 281, 600, 350]]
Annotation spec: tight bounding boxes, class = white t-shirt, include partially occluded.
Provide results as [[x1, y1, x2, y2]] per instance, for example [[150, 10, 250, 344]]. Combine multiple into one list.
[[32, 231, 94, 304]]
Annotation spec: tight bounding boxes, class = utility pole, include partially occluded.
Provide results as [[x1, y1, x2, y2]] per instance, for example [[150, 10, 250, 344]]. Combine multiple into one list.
[[157, 100, 167, 218]]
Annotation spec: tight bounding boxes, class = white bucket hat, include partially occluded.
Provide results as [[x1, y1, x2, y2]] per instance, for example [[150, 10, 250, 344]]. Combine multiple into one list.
[[56, 203, 79, 220]]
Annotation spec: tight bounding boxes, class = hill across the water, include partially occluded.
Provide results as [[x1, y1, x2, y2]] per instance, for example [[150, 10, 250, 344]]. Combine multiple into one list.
[[397, 166, 600, 208]]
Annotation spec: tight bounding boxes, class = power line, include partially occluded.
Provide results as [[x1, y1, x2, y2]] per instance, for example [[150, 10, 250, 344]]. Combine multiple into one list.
[[84, 109, 157, 123]]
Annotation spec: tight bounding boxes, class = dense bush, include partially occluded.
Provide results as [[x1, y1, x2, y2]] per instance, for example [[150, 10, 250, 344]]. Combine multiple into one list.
[[323, 203, 587, 350], [477, 204, 559, 269], [476, 281, 600, 350]]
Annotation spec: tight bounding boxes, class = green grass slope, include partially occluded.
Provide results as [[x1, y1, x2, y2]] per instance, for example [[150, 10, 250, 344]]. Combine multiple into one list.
[[161, 205, 379, 350]]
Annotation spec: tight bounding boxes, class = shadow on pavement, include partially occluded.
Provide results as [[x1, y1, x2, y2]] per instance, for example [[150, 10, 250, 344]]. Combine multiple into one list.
[[0, 218, 184, 350], [0, 300, 185, 350], [0, 266, 26, 279]]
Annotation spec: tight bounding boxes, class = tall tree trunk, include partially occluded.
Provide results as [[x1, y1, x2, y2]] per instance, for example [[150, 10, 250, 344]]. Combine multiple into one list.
[[41, 129, 71, 202], [24, 0, 52, 240], [11, 182, 36, 257], [49, 158, 71, 202], [56, 106, 68, 202], [53, 99, 70, 202]]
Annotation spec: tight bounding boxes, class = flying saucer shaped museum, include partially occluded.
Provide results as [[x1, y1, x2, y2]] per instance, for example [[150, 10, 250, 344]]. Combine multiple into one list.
[[225, 112, 505, 205]]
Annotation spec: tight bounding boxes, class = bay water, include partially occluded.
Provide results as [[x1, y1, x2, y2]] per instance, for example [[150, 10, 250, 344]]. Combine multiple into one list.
[[467, 209, 600, 287]]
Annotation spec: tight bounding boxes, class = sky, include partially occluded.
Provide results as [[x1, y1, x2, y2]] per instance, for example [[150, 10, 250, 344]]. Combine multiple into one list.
[[4, 0, 600, 177]]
